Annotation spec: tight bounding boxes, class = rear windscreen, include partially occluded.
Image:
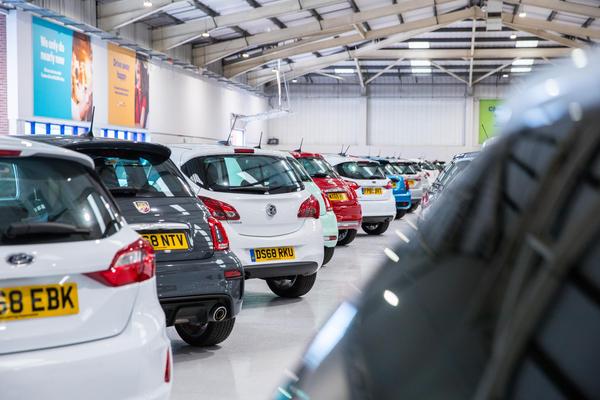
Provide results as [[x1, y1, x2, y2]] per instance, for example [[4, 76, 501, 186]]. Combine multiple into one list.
[[287, 157, 312, 183], [383, 164, 398, 176], [393, 163, 418, 175], [86, 150, 192, 198], [336, 162, 385, 180], [0, 157, 121, 245], [297, 157, 339, 179], [182, 154, 303, 195]]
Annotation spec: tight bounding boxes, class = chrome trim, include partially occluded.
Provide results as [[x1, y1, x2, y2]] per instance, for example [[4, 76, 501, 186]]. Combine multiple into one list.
[[129, 222, 189, 232]]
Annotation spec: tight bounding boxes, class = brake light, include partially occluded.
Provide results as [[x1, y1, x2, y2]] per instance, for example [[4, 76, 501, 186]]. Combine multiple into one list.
[[224, 269, 242, 279], [199, 196, 240, 220], [422, 191, 430, 207], [0, 149, 21, 157], [164, 350, 171, 383], [234, 148, 254, 153], [384, 181, 393, 190], [298, 195, 320, 219], [87, 239, 155, 287], [208, 216, 229, 251], [344, 180, 360, 191], [321, 192, 333, 212]]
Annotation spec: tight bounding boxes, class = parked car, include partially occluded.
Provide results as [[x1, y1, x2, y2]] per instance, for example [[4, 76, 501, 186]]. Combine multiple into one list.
[[421, 151, 479, 218], [170, 145, 324, 298], [291, 152, 362, 246], [323, 154, 396, 236], [274, 50, 600, 400], [0, 136, 171, 400], [367, 157, 411, 219], [406, 159, 431, 193], [391, 160, 423, 212], [22, 136, 244, 347], [413, 159, 441, 185]]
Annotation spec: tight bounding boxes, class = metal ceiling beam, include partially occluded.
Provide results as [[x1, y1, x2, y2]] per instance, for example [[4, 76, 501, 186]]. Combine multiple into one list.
[[505, 0, 600, 19], [361, 47, 571, 59], [468, 17, 475, 86], [365, 57, 404, 84], [504, 21, 584, 48], [504, 13, 600, 39], [224, 7, 473, 77], [473, 59, 517, 84], [431, 61, 469, 84], [354, 58, 365, 90], [191, 0, 458, 65], [151, 0, 347, 51], [98, 0, 178, 31]]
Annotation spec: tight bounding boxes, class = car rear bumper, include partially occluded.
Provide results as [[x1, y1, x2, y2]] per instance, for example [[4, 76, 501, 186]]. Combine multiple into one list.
[[321, 210, 339, 248], [394, 192, 412, 210], [0, 280, 171, 400], [244, 262, 319, 279], [160, 292, 242, 326], [331, 203, 362, 229], [358, 197, 397, 219], [409, 187, 423, 200]]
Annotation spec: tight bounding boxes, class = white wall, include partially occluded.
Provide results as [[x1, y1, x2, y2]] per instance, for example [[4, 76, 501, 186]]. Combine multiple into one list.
[[6, 10, 269, 145]]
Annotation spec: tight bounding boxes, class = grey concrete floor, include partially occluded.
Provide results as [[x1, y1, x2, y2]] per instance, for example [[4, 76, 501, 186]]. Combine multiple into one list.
[[169, 214, 418, 400]]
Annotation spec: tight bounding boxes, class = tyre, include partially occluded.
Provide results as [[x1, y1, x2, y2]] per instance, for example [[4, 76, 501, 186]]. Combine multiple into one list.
[[395, 209, 406, 219], [175, 318, 236, 347], [322, 246, 335, 265], [336, 229, 357, 246], [409, 203, 419, 213], [362, 221, 390, 235], [267, 273, 317, 298]]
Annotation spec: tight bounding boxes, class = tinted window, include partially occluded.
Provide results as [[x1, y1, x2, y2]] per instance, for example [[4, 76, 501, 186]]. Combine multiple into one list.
[[0, 157, 121, 245], [336, 161, 385, 180], [383, 164, 398, 176], [182, 154, 303, 195], [438, 160, 471, 187], [287, 157, 312, 183], [86, 150, 192, 198], [298, 157, 339, 179], [393, 163, 418, 175]]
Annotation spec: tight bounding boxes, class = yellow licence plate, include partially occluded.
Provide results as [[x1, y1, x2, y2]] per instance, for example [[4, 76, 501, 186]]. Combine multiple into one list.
[[0, 283, 79, 322], [141, 232, 189, 251], [363, 187, 383, 195], [328, 192, 348, 201], [250, 246, 296, 262], [407, 180, 415, 188]]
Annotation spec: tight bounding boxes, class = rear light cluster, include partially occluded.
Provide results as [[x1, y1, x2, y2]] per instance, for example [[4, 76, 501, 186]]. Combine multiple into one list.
[[208, 216, 230, 251], [321, 192, 333, 212], [298, 195, 320, 219], [344, 180, 359, 200], [164, 350, 171, 383], [0, 149, 22, 157], [199, 196, 240, 220], [224, 269, 243, 279], [87, 239, 155, 287], [234, 148, 254, 154], [384, 181, 393, 190]]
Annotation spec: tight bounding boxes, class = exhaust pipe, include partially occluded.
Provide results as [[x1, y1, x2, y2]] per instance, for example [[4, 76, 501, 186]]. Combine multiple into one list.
[[212, 306, 227, 322]]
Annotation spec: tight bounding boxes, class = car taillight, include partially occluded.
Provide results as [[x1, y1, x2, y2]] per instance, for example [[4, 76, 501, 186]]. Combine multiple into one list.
[[87, 238, 155, 287], [199, 196, 240, 220], [344, 180, 360, 191], [298, 195, 320, 219], [384, 181, 393, 190], [0, 149, 21, 157], [321, 192, 333, 212], [224, 269, 242, 279], [208, 216, 229, 251], [234, 148, 254, 153], [164, 350, 171, 383]]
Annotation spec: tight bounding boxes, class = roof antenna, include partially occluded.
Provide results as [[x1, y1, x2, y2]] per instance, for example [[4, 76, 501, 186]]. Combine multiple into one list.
[[378, 148, 381, 157], [293, 138, 303, 152], [339, 144, 345, 155], [254, 131, 263, 149], [82, 106, 95, 139], [219, 115, 238, 146], [342, 145, 351, 156], [368, 148, 371, 157]]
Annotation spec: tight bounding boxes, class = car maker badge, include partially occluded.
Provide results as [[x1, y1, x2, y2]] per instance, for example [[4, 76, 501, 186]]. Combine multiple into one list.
[[7, 253, 35, 266], [133, 201, 151, 214], [266, 204, 277, 217]]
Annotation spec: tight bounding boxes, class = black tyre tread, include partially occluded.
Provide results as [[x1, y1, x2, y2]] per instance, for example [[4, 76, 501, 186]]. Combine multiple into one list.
[[337, 229, 357, 246], [395, 210, 407, 219], [362, 221, 390, 235], [323, 246, 335, 265], [175, 318, 235, 347], [267, 273, 317, 298]]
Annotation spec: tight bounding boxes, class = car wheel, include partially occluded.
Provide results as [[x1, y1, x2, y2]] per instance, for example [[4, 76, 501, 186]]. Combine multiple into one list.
[[395, 209, 406, 219], [323, 246, 335, 265], [267, 273, 317, 298], [336, 229, 357, 246], [361, 221, 390, 235], [175, 318, 236, 347]]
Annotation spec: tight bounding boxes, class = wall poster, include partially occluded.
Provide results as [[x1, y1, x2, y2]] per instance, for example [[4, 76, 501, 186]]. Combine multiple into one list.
[[478, 99, 503, 144]]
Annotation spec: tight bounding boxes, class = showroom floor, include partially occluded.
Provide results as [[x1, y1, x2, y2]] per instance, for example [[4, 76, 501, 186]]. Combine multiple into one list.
[[168, 214, 417, 400]]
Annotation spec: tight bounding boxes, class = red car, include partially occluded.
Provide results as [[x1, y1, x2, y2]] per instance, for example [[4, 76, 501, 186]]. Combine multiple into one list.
[[291, 152, 362, 246]]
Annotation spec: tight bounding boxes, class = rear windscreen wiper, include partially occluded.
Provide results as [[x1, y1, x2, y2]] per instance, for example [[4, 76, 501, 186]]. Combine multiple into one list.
[[312, 173, 329, 178], [3, 222, 91, 239], [109, 187, 141, 197], [227, 186, 269, 193]]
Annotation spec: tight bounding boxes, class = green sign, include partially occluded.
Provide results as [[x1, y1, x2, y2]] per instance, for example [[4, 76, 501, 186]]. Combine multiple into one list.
[[479, 99, 503, 144]]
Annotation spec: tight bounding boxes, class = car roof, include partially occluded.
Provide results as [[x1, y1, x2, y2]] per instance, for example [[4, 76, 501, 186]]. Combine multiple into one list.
[[322, 153, 377, 166], [168, 143, 293, 166], [290, 151, 323, 159], [453, 151, 480, 160], [0, 135, 94, 168]]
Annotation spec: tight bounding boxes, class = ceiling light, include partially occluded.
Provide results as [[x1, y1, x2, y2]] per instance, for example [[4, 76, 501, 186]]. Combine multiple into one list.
[[571, 48, 587, 69], [410, 59, 431, 67], [408, 41, 430, 49], [519, 11, 527, 17], [412, 67, 432, 74], [201, 32, 210, 38], [516, 40, 538, 48], [143, 0, 153, 7], [502, 74, 509, 78], [333, 68, 355, 74], [242, 53, 250, 58], [513, 58, 534, 66], [271, 68, 278, 73], [383, 290, 399, 307], [511, 67, 532, 73], [510, 33, 517, 40], [292, 79, 298, 83]]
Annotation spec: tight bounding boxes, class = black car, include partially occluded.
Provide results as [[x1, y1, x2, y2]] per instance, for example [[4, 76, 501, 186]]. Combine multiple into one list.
[[276, 52, 600, 399], [23, 136, 244, 347]]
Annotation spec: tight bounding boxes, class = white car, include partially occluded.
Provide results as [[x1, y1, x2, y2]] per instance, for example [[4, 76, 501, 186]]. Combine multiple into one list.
[[323, 154, 396, 235], [169, 145, 324, 298], [0, 137, 171, 400]]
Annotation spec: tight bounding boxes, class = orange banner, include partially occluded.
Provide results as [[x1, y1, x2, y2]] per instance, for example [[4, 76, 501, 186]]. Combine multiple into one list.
[[108, 43, 135, 127]]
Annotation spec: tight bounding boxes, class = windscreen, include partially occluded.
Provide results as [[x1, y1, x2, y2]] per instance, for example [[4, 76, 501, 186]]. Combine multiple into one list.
[[438, 160, 471, 187], [0, 157, 121, 245], [336, 161, 385, 180], [87, 150, 192, 198], [420, 161, 437, 170], [297, 157, 339, 179], [383, 164, 398, 176], [287, 157, 312, 183], [182, 154, 303, 195], [392, 163, 418, 175]]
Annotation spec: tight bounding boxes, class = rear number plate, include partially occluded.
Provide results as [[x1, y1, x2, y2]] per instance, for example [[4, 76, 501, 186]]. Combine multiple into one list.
[[363, 187, 383, 195], [141, 232, 189, 251], [250, 247, 296, 262], [0, 283, 79, 322], [328, 192, 348, 201]]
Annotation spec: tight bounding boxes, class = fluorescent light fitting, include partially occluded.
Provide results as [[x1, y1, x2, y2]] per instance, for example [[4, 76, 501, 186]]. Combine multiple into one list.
[[511, 67, 531, 73], [201, 32, 210, 38], [516, 40, 538, 48], [410, 59, 431, 67], [143, 0, 153, 7], [242, 53, 250, 58], [510, 33, 517, 39], [408, 41, 430, 49], [502, 74, 509, 78], [412, 67, 432, 74], [292, 79, 298, 83], [333, 68, 355, 74], [519, 11, 527, 17], [513, 58, 534, 66]]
